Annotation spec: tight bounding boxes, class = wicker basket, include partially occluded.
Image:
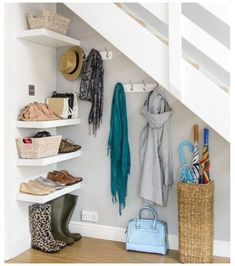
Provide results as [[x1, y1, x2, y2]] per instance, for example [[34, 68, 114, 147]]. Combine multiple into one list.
[[27, 11, 70, 35], [177, 181, 214, 263], [16, 135, 62, 159]]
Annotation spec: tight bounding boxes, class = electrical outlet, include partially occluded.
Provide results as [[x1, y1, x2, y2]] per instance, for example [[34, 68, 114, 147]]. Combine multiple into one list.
[[28, 84, 35, 96], [81, 210, 98, 222]]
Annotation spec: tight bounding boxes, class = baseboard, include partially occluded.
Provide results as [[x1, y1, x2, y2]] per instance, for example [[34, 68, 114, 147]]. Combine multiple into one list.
[[70, 221, 230, 258], [5, 237, 31, 261]]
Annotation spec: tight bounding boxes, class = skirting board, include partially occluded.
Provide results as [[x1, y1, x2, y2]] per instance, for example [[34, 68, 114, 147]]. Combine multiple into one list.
[[5, 237, 31, 261], [70, 221, 230, 258]]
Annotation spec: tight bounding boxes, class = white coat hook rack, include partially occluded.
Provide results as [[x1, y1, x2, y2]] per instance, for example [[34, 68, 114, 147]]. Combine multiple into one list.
[[124, 82, 156, 93], [100, 47, 112, 60], [84, 48, 112, 60], [143, 80, 146, 91]]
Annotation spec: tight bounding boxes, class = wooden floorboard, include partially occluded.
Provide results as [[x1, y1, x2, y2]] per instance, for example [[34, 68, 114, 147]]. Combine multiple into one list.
[[7, 237, 230, 263]]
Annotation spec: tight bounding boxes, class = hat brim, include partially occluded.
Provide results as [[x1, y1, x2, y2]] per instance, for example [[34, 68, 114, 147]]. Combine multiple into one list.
[[61, 46, 84, 81]]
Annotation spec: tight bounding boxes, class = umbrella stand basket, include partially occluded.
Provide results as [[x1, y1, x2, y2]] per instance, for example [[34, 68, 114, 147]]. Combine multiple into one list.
[[177, 181, 214, 263]]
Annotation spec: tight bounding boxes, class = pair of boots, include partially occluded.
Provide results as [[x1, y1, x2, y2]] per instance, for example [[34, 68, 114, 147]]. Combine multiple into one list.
[[49, 194, 81, 245], [29, 194, 81, 253]]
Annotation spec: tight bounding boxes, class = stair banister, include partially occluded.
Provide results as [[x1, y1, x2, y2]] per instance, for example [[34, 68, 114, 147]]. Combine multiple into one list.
[[168, 3, 182, 99]]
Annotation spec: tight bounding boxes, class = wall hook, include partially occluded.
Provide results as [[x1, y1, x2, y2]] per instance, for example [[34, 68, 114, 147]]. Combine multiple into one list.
[[155, 80, 164, 93], [105, 47, 109, 59], [129, 80, 134, 91], [143, 80, 146, 91]]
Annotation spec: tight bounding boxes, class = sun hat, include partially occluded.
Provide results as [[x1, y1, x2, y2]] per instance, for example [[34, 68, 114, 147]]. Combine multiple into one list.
[[59, 46, 84, 81]]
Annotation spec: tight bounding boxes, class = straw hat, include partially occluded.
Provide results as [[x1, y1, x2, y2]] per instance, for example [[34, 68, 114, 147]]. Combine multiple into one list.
[[59, 46, 84, 81]]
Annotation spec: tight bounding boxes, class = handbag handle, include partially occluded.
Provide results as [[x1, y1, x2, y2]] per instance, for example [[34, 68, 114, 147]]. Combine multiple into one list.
[[136, 207, 158, 230]]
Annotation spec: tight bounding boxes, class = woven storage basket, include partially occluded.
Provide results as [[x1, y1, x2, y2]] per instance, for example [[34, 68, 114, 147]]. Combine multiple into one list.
[[16, 135, 62, 159], [177, 181, 214, 263], [27, 11, 70, 35]]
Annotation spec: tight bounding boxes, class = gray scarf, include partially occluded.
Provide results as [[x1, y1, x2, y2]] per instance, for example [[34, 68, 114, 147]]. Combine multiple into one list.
[[80, 49, 104, 136]]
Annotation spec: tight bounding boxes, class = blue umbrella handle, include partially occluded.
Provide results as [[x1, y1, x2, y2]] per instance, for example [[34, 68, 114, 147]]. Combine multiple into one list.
[[178, 141, 194, 165]]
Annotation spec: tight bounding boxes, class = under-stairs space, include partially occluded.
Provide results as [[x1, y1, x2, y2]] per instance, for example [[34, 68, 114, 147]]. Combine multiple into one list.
[[4, 1, 231, 264]]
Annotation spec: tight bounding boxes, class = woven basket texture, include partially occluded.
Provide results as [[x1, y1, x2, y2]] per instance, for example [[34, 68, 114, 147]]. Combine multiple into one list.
[[177, 181, 214, 263], [16, 135, 62, 159], [27, 11, 70, 35]]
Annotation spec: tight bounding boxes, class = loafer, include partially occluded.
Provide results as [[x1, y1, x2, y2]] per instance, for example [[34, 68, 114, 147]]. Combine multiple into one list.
[[47, 171, 75, 186], [60, 170, 83, 184]]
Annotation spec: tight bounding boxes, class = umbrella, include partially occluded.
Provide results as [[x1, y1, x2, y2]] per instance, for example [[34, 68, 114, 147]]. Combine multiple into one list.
[[200, 128, 210, 184], [178, 140, 195, 183], [192, 124, 200, 183]]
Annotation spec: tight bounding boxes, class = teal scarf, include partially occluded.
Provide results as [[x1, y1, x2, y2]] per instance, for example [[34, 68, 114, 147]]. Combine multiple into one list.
[[108, 83, 131, 215]]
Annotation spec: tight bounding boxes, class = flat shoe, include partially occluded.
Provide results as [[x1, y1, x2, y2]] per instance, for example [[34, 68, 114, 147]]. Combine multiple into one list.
[[20, 182, 50, 195], [36, 177, 65, 189], [28, 180, 55, 193]]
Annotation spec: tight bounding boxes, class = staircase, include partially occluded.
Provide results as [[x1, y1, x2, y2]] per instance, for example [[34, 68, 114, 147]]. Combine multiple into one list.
[[65, 3, 230, 142]]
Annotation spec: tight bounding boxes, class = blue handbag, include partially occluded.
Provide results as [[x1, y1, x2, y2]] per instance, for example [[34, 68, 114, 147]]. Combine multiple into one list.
[[126, 206, 168, 255]]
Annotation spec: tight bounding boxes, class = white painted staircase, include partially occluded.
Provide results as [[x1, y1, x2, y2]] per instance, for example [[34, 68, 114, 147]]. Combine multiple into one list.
[[65, 3, 230, 142]]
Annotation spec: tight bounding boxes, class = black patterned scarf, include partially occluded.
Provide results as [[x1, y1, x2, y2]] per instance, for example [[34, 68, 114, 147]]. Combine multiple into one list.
[[79, 49, 104, 136]]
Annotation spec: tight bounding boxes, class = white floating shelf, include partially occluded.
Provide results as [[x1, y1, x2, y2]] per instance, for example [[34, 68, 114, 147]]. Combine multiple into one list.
[[17, 28, 81, 48], [17, 150, 81, 166], [16, 118, 80, 129], [16, 182, 81, 203]]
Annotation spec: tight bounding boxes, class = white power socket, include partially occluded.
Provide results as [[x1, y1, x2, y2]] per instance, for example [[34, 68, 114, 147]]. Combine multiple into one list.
[[81, 210, 98, 222]]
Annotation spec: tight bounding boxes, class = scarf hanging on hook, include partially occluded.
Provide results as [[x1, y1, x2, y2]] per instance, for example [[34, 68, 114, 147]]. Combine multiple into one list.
[[79, 48, 104, 136], [108, 83, 131, 215]]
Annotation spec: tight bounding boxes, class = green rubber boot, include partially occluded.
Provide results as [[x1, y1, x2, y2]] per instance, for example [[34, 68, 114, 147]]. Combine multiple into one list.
[[62, 194, 82, 241], [49, 195, 74, 245]]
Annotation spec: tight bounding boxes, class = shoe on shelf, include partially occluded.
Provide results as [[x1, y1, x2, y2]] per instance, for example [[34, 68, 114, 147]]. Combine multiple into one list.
[[36, 176, 65, 190], [20, 182, 51, 195], [59, 139, 81, 154], [28, 180, 55, 194], [47, 171, 76, 186], [60, 170, 83, 184]]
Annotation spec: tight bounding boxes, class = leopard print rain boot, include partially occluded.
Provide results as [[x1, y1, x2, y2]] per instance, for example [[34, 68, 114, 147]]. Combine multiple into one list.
[[29, 203, 66, 253]]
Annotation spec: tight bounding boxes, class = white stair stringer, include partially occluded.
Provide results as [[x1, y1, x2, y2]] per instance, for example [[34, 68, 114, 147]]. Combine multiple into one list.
[[65, 3, 230, 142]]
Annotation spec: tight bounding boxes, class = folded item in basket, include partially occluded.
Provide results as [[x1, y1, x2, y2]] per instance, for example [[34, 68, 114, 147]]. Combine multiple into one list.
[[33, 131, 51, 138], [19, 102, 60, 121]]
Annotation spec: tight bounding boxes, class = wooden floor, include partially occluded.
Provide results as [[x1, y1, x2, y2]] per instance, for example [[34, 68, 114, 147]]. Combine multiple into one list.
[[7, 237, 230, 263]]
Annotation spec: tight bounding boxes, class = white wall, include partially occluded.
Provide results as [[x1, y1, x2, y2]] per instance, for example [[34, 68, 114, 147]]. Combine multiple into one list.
[[56, 3, 230, 242], [4, 3, 57, 260]]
